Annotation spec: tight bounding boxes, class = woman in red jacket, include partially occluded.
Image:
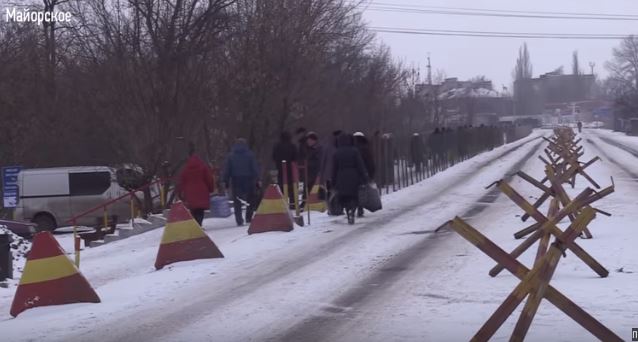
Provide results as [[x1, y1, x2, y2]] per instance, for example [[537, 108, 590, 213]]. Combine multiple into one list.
[[178, 144, 215, 226]]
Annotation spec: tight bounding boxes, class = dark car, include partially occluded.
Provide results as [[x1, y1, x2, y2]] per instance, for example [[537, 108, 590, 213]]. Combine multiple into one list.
[[0, 219, 37, 238]]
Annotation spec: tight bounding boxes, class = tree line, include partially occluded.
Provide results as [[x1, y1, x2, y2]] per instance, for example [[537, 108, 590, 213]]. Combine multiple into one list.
[[0, 0, 435, 185]]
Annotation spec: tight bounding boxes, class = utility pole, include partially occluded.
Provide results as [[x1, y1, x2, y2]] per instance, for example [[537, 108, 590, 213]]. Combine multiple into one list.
[[427, 53, 432, 86]]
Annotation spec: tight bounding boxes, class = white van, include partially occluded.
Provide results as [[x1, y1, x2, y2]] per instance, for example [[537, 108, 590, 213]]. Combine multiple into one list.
[[14, 166, 141, 231]]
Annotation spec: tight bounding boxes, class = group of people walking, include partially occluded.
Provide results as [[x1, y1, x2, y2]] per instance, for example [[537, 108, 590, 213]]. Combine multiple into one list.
[[272, 129, 377, 225], [177, 124, 517, 228], [178, 129, 378, 228]]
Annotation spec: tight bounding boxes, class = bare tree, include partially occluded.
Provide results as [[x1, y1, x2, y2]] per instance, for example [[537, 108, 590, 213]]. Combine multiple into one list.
[[605, 35, 638, 121]]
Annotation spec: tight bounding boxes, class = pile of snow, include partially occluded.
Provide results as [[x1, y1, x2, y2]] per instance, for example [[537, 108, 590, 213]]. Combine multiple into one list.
[[0, 227, 31, 288]]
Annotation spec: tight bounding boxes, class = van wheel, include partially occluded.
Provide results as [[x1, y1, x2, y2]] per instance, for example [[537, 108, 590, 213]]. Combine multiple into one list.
[[33, 214, 57, 232]]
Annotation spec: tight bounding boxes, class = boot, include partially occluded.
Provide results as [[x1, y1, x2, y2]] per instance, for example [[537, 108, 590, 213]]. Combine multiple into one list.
[[347, 209, 355, 225], [357, 207, 364, 218]]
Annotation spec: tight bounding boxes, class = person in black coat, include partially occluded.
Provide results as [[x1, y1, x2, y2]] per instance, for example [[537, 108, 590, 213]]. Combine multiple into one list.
[[222, 138, 260, 226], [353, 132, 375, 217], [332, 134, 369, 224], [304, 131, 322, 192], [272, 131, 297, 206]]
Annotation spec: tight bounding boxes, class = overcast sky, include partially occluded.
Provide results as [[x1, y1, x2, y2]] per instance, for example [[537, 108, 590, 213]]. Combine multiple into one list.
[[357, 0, 638, 90]]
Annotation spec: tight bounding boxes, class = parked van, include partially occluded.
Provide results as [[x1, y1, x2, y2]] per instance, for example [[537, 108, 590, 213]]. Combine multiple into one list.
[[14, 166, 146, 231]]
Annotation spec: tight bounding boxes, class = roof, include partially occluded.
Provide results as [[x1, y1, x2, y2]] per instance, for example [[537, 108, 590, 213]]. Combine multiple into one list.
[[20, 166, 115, 174]]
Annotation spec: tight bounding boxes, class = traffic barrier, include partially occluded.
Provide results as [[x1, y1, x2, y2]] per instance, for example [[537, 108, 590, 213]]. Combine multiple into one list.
[[440, 126, 621, 340], [10, 232, 100, 317], [155, 202, 223, 270], [248, 184, 294, 235], [448, 215, 621, 342]]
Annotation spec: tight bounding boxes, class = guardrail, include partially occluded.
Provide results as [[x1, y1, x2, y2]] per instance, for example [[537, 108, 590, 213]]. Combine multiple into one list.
[[67, 176, 174, 267]]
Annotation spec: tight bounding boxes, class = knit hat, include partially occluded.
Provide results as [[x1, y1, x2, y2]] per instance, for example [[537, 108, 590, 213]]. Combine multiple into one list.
[[353, 132, 365, 137]]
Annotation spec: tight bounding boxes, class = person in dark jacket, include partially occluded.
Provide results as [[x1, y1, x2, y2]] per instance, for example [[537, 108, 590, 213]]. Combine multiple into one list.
[[296, 127, 309, 191], [321, 130, 343, 216], [319, 130, 342, 187], [353, 132, 375, 217], [178, 143, 215, 226], [223, 138, 260, 226], [410, 133, 425, 172], [332, 134, 369, 224], [272, 131, 297, 207], [304, 132, 323, 193]]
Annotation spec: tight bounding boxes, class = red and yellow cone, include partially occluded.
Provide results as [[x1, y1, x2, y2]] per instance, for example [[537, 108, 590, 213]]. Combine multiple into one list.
[[248, 184, 294, 234], [10, 232, 100, 317], [155, 202, 224, 270], [305, 177, 326, 213]]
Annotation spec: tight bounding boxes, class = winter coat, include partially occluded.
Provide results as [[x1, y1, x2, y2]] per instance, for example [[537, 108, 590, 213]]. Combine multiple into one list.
[[410, 135, 425, 163], [332, 135, 369, 197], [272, 136, 298, 185], [297, 136, 309, 162], [354, 136, 376, 180], [222, 142, 259, 196], [305, 143, 323, 185], [178, 155, 215, 210], [319, 135, 339, 185]]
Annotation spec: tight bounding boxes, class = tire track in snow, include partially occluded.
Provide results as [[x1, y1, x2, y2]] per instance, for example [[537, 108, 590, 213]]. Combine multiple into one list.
[[272, 139, 545, 342], [76, 135, 543, 342], [585, 137, 638, 179]]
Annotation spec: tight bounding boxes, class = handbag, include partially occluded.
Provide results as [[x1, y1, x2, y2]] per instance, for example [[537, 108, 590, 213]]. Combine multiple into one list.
[[210, 195, 232, 218], [327, 190, 344, 216], [359, 182, 382, 212]]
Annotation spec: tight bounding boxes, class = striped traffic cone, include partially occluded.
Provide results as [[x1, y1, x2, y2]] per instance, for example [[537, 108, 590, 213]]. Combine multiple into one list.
[[155, 202, 224, 270], [10, 232, 100, 317], [248, 184, 294, 234], [305, 177, 326, 213]]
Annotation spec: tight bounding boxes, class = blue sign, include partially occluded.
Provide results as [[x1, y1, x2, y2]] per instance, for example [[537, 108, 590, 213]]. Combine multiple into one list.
[[2, 166, 22, 208]]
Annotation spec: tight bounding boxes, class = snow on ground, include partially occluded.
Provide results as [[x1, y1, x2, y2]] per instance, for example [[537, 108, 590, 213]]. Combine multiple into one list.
[[1, 129, 635, 342], [588, 128, 638, 153], [315, 129, 637, 342]]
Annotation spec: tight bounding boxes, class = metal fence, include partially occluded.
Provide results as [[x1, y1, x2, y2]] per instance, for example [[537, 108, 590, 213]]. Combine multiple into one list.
[[371, 125, 533, 194]]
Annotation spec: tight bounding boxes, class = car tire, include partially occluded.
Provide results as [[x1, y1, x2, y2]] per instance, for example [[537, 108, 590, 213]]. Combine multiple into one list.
[[33, 213, 57, 232]]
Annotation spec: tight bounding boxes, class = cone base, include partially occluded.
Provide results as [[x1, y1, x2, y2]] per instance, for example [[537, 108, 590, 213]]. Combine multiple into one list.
[[10, 273, 100, 317], [155, 236, 224, 270], [248, 213, 294, 235]]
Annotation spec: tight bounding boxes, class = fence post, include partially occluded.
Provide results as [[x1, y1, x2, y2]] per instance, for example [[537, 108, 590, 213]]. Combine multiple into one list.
[[130, 193, 136, 223], [73, 220, 80, 268], [160, 182, 166, 209], [282, 161, 289, 206]]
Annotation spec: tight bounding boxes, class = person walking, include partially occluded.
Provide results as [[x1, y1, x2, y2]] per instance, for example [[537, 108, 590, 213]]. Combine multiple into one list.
[[577, 121, 583, 133], [410, 133, 425, 172], [222, 138, 260, 226], [178, 142, 215, 226], [304, 132, 323, 194], [353, 132, 375, 218], [295, 127, 309, 162], [272, 131, 297, 208], [320, 130, 344, 216], [332, 134, 369, 224]]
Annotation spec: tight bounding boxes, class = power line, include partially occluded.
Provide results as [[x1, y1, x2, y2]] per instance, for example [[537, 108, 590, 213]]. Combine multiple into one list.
[[365, 4, 638, 21], [363, 2, 638, 18], [370, 27, 631, 40]]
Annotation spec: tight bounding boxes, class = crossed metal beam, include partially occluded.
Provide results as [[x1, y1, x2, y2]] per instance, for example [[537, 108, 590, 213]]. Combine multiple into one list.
[[488, 179, 610, 278], [448, 212, 622, 342]]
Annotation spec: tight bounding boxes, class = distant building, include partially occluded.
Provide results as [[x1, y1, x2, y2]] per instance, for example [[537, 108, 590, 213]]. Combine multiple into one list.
[[416, 78, 513, 127], [514, 72, 597, 123]]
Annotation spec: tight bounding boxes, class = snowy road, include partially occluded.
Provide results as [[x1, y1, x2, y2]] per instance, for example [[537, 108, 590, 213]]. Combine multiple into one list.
[[1, 129, 636, 342]]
